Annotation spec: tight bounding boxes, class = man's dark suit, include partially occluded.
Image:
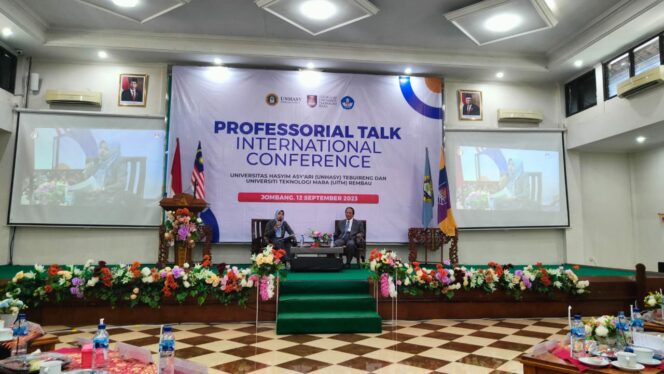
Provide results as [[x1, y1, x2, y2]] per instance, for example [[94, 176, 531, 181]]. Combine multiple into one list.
[[121, 89, 143, 102], [334, 219, 365, 265], [462, 103, 480, 116]]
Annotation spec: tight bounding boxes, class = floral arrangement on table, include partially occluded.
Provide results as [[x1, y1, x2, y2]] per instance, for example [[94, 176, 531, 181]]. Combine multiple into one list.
[[584, 315, 618, 340], [250, 244, 287, 301], [0, 296, 25, 315], [644, 291, 662, 309], [2, 251, 284, 310], [308, 230, 331, 247], [364, 249, 590, 300], [163, 208, 202, 248]]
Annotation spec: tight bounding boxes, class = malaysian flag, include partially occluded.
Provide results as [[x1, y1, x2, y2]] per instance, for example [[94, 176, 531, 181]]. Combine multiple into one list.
[[191, 141, 205, 199]]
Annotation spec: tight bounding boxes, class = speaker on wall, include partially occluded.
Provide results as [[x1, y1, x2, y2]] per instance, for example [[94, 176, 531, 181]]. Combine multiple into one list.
[[0, 46, 17, 94]]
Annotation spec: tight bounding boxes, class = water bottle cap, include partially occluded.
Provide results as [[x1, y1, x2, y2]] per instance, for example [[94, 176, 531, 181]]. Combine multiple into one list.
[[163, 325, 172, 332], [18, 313, 26, 319], [618, 311, 625, 316], [98, 318, 106, 329], [634, 307, 640, 312], [574, 314, 581, 320]]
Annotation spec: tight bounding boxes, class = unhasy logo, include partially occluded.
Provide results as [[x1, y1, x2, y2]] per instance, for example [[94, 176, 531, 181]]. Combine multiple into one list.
[[265, 93, 279, 106]]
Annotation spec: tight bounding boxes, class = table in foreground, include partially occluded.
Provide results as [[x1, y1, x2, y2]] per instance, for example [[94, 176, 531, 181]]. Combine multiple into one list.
[[290, 245, 344, 272], [520, 351, 660, 373]]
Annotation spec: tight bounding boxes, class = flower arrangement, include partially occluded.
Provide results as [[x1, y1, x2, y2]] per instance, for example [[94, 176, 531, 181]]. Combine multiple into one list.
[[644, 291, 662, 309], [163, 208, 202, 245], [308, 230, 331, 244], [584, 315, 618, 339], [364, 249, 590, 300], [251, 244, 287, 301], [0, 296, 25, 315], [4, 253, 281, 310]]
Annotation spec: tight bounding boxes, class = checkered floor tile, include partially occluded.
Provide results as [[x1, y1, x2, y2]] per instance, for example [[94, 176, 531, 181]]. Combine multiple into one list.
[[45, 318, 570, 373]]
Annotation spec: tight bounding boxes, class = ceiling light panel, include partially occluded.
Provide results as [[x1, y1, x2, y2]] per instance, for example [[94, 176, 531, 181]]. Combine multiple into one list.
[[255, 0, 379, 36], [445, 0, 557, 46], [77, 0, 191, 24]]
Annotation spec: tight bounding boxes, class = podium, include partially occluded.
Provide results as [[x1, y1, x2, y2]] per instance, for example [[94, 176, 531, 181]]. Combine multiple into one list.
[[407, 228, 459, 266], [158, 193, 212, 266]]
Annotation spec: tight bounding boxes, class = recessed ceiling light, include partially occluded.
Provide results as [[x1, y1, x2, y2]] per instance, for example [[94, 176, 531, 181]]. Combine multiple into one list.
[[496, 71, 504, 78], [573, 60, 583, 68], [404, 67, 412, 75], [213, 57, 223, 65], [300, 0, 337, 21], [1, 27, 13, 38], [112, 0, 139, 7], [98, 51, 108, 59], [636, 136, 646, 144], [484, 13, 522, 33], [306, 62, 315, 70]]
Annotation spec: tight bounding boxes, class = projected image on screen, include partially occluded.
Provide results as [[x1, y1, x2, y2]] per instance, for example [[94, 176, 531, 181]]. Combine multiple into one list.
[[455, 147, 560, 212], [19, 128, 163, 207], [9, 112, 166, 226], [444, 131, 568, 228]]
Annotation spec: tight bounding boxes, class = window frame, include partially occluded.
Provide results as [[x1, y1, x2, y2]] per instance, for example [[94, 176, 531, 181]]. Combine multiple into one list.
[[603, 31, 663, 101], [565, 69, 597, 117]]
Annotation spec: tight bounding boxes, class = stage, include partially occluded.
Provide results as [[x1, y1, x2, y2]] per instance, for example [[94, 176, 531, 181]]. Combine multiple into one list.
[[2, 264, 662, 328]]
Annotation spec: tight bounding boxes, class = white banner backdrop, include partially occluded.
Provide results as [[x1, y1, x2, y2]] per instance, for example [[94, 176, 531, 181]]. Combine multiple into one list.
[[169, 67, 443, 242]]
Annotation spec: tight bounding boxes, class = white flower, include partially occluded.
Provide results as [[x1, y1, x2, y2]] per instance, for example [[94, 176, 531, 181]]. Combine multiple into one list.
[[86, 277, 99, 287], [184, 263, 190, 269], [141, 267, 151, 277], [183, 281, 191, 288], [595, 325, 609, 337], [404, 277, 411, 286], [34, 265, 45, 273], [142, 276, 153, 284], [647, 296, 657, 307], [584, 324, 592, 336], [85, 259, 94, 268], [370, 261, 376, 272], [554, 281, 562, 289]]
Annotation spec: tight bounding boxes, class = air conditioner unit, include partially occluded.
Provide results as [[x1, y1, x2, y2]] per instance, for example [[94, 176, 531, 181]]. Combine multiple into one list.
[[497, 109, 543, 124], [617, 65, 664, 98], [45, 90, 102, 106]]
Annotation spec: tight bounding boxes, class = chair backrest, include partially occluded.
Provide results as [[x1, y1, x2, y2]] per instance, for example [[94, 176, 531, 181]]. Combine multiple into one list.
[[251, 219, 271, 253]]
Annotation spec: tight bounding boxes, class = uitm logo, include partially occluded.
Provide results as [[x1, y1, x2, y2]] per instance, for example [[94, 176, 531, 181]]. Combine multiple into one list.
[[307, 95, 318, 108], [340, 96, 355, 110], [399, 76, 443, 120]]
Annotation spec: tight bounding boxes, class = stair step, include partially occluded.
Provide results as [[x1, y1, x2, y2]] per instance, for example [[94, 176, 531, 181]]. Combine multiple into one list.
[[280, 280, 369, 295], [276, 311, 382, 334], [279, 293, 375, 313]]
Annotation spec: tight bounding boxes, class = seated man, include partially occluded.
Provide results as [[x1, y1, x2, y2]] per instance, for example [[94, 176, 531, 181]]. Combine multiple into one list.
[[263, 209, 295, 264], [334, 206, 365, 266]]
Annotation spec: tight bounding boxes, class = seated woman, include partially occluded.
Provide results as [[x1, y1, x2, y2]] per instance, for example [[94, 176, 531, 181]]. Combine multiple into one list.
[[263, 209, 295, 264]]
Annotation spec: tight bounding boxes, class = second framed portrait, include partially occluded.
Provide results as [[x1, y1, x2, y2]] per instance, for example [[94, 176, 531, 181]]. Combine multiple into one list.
[[458, 89, 482, 121], [118, 74, 148, 107]]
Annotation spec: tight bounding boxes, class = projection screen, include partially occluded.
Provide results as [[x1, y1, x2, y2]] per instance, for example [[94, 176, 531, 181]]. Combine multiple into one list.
[[8, 111, 166, 227], [444, 130, 569, 228]]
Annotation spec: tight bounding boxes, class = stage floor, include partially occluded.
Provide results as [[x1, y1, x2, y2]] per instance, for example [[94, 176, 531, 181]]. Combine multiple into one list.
[[45, 317, 570, 373]]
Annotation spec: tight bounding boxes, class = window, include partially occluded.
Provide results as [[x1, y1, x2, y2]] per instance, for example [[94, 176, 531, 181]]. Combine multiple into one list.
[[605, 53, 630, 99], [603, 32, 663, 100], [634, 37, 660, 75], [565, 70, 596, 117]]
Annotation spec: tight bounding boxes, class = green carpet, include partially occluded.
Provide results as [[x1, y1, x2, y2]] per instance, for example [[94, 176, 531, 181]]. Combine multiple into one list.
[[276, 270, 382, 335]]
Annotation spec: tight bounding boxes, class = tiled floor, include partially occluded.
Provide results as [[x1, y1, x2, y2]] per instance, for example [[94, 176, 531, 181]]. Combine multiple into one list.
[[45, 318, 569, 373]]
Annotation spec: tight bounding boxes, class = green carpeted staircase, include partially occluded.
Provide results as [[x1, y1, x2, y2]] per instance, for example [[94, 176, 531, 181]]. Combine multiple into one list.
[[276, 274, 382, 334]]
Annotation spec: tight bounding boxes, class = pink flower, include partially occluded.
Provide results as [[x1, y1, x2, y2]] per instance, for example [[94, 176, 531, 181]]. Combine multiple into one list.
[[380, 273, 390, 298]]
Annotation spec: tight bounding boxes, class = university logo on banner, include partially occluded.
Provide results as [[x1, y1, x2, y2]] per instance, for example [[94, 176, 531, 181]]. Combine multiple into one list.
[[265, 93, 279, 106], [307, 95, 317, 108], [340, 96, 355, 110]]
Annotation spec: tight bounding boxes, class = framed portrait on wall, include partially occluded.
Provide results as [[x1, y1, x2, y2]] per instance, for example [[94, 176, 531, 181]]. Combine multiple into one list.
[[118, 74, 148, 107], [458, 89, 482, 121]]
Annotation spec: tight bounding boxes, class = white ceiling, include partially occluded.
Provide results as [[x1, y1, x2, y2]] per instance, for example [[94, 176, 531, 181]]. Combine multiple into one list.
[[0, 0, 661, 83]]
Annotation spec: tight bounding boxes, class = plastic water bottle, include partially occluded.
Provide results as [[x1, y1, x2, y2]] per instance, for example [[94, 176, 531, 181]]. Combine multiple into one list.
[[617, 311, 631, 347], [300, 235, 304, 247], [631, 307, 644, 334], [11, 313, 28, 357], [90, 318, 109, 373], [571, 314, 585, 358], [159, 325, 175, 374]]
